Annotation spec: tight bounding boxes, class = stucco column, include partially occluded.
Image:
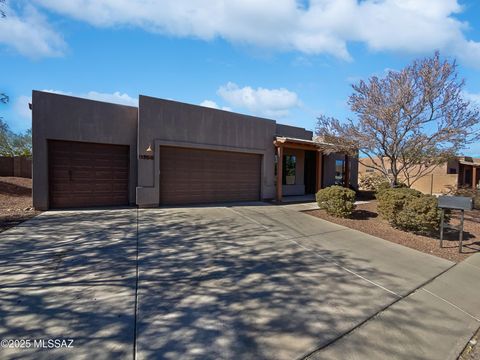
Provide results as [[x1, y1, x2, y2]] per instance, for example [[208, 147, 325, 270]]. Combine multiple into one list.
[[473, 166, 478, 190], [276, 145, 283, 202], [316, 151, 323, 192], [344, 154, 350, 188]]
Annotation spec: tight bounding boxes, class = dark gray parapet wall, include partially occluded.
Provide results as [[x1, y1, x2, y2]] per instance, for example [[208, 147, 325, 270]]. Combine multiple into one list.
[[32, 91, 138, 210], [136, 95, 280, 206], [275, 123, 313, 140]]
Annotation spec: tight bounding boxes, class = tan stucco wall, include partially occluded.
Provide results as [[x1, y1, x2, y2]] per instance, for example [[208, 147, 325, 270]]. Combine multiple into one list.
[[32, 91, 138, 210], [358, 157, 460, 193], [410, 174, 458, 195]]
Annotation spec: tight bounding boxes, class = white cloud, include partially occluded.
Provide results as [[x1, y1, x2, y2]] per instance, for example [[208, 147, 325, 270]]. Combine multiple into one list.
[[31, 0, 480, 65], [217, 82, 300, 118], [464, 91, 480, 106], [11, 95, 33, 131], [199, 100, 232, 111], [41, 89, 138, 106], [14, 95, 32, 119], [14, 90, 137, 123], [0, 3, 65, 58], [84, 91, 138, 106]]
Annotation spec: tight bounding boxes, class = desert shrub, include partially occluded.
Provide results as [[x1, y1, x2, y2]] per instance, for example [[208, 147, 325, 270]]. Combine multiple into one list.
[[374, 180, 408, 197], [455, 187, 480, 210], [376, 188, 422, 225], [316, 185, 356, 218], [375, 181, 393, 195], [359, 173, 386, 191], [396, 195, 443, 234]]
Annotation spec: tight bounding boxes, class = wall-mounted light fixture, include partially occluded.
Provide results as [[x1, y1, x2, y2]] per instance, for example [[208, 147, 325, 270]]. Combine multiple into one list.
[[139, 144, 154, 160]]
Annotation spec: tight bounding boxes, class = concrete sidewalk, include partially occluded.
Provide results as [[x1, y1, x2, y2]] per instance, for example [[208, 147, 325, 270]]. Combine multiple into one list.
[[306, 253, 480, 360]]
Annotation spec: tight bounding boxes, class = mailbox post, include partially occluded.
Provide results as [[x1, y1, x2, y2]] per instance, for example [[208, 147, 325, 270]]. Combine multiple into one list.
[[438, 196, 474, 253]]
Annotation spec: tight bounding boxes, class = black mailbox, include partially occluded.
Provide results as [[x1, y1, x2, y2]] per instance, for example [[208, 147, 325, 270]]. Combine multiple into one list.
[[438, 195, 474, 253], [438, 196, 473, 211]]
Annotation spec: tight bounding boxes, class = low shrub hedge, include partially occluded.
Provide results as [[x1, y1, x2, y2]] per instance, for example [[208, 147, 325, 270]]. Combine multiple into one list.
[[455, 187, 480, 210], [396, 195, 443, 234], [316, 185, 356, 218], [374, 181, 408, 197], [376, 188, 422, 226], [359, 173, 387, 191], [377, 187, 444, 234]]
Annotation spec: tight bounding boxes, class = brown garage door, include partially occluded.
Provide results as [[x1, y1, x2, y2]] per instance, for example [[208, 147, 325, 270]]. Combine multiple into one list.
[[160, 146, 261, 205], [48, 140, 129, 208]]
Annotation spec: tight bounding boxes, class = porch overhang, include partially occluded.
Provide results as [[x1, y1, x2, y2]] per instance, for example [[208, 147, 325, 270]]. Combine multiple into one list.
[[459, 159, 480, 168], [273, 136, 337, 152], [458, 157, 480, 189], [273, 137, 352, 202]]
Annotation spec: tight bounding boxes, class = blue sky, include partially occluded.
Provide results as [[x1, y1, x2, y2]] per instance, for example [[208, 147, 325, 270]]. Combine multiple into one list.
[[1, 0, 480, 155]]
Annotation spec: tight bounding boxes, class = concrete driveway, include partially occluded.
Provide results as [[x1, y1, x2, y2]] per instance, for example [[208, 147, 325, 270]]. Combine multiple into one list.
[[0, 209, 137, 359], [1, 203, 478, 359]]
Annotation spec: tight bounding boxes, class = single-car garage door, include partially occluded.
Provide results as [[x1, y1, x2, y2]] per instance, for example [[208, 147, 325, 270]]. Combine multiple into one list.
[[160, 146, 261, 205], [48, 140, 129, 208]]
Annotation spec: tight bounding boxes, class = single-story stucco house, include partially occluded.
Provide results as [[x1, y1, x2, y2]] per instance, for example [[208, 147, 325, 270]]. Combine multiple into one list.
[[32, 90, 358, 210], [358, 156, 480, 195]]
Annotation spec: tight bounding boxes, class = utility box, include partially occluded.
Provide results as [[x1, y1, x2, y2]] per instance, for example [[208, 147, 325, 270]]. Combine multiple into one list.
[[438, 195, 474, 253], [438, 196, 473, 211]]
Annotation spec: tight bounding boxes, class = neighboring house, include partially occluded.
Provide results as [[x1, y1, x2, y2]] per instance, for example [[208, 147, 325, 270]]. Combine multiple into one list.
[[32, 91, 358, 210], [358, 156, 480, 194]]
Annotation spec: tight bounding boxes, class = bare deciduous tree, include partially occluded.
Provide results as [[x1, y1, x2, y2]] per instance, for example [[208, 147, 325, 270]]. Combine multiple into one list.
[[0, 0, 6, 18], [316, 52, 480, 187]]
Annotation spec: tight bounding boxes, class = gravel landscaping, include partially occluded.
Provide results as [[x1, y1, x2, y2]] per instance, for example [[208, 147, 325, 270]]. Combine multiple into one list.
[[306, 200, 480, 263], [460, 328, 480, 360], [0, 177, 40, 233]]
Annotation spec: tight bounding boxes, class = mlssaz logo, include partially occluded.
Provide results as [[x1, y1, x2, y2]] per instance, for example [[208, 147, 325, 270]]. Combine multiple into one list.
[[34, 339, 74, 349]]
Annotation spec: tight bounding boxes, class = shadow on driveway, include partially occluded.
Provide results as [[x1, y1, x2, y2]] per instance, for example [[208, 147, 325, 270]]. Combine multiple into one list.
[[0, 209, 137, 359], [136, 207, 406, 360]]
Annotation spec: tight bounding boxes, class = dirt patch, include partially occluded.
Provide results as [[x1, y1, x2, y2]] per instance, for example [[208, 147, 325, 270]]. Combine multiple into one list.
[[305, 200, 480, 263], [0, 177, 41, 233], [460, 327, 480, 360]]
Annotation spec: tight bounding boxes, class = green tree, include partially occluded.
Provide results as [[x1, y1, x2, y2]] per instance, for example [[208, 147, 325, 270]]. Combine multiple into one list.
[[0, 119, 32, 157]]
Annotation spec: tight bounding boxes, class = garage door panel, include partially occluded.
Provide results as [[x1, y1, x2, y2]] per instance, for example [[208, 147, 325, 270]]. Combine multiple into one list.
[[160, 146, 261, 205], [48, 140, 129, 209]]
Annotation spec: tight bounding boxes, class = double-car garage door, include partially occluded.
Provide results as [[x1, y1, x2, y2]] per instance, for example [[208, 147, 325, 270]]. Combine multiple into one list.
[[160, 146, 262, 205], [48, 140, 129, 208], [48, 141, 261, 208]]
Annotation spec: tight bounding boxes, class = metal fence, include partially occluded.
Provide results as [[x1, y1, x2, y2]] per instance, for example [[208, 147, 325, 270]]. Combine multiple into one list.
[[0, 156, 32, 178]]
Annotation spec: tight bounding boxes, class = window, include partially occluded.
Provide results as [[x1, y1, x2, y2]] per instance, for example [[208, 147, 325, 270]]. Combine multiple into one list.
[[335, 159, 345, 185], [447, 168, 457, 174], [366, 169, 375, 173], [283, 155, 296, 185]]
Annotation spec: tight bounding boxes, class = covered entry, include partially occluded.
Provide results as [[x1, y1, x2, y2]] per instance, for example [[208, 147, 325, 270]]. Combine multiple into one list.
[[48, 140, 130, 208], [159, 146, 262, 205], [273, 136, 350, 202]]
